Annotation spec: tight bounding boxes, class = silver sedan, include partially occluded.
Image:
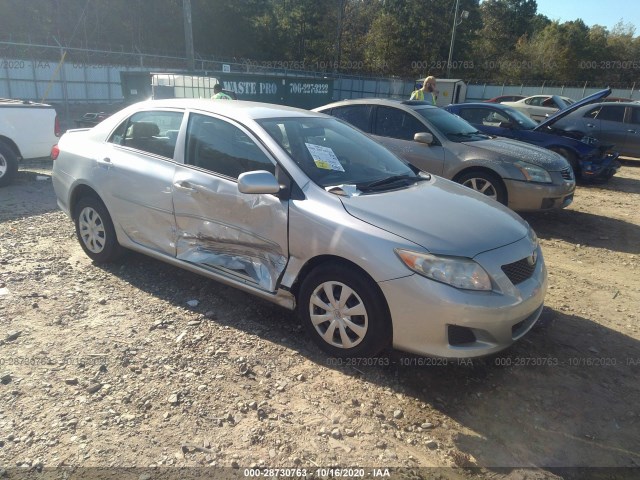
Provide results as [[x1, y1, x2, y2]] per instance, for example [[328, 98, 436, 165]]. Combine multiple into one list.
[[52, 99, 546, 358], [315, 99, 576, 212]]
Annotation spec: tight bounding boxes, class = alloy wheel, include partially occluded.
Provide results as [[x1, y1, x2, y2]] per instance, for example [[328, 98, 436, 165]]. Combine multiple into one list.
[[462, 177, 498, 199]]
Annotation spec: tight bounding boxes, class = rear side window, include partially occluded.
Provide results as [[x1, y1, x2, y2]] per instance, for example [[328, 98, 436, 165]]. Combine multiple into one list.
[[108, 110, 184, 158], [330, 105, 372, 132], [595, 105, 625, 122], [185, 113, 275, 179], [374, 106, 425, 141], [630, 107, 640, 125], [526, 97, 543, 106]]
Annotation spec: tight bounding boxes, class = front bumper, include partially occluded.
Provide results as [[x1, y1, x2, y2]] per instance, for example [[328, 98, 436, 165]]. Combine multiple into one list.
[[380, 236, 548, 358], [579, 152, 620, 181], [505, 173, 575, 211]]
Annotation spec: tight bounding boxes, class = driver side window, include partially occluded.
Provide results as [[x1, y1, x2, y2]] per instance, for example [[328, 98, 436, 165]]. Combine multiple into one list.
[[185, 114, 275, 179], [374, 106, 427, 141]]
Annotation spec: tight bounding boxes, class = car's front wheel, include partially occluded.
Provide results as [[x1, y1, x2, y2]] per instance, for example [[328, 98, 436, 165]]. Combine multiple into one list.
[[298, 263, 391, 358], [74, 196, 122, 263], [0, 142, 19, 187], [456, 170, 507, 205]]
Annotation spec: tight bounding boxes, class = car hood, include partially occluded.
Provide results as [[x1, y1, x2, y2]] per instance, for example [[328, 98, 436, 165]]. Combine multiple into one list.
[[536, 88, 611, 130], [339, 176, 528, 258], [460, 137, 568, 171]]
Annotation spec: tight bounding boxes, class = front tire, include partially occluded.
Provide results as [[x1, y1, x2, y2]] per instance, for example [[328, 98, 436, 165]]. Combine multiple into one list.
[[456, 170, 507, 205], [74, 196, 122, 263], [0, 142, 19, 187], [298, 263, 391, 358]]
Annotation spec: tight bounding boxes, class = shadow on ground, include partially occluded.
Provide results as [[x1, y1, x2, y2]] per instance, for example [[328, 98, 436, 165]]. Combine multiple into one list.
[[0, 170, 58, 221], [522, 209, 640, 255], [94, 251, 640, 473]]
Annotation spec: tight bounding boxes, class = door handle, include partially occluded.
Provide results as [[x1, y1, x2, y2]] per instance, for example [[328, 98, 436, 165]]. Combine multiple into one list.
[[627, 129, 636, 133], [586, 123, 595, 128], [174, 181, 196, 192], [96, 157, 111, 168]]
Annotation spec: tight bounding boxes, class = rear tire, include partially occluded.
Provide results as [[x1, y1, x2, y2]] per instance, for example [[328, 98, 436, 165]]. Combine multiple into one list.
[[0, 142, 19, 187], [456, 170, 507, 205], [298, 263, 391, 358], [74, 196, 123, 263]]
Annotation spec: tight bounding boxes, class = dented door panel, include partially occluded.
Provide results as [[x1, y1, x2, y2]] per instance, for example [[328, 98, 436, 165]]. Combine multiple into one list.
[[172, 165, 288, 292]]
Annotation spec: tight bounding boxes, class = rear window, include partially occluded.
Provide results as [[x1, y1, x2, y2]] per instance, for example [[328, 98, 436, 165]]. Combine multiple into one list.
[[329, 105, 372, 132], [595, 105, 625, 122]]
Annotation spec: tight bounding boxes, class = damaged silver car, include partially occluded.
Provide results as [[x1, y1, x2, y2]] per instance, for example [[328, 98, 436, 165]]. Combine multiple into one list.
[[52, 99, 547, 359]]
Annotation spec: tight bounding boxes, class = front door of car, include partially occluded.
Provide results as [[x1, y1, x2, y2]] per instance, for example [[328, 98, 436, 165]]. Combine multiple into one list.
[[103, 109, 185, 256], [623, 106, 640, 157], [371, 106, 446, 175], [591, 105, 628, 151], [172, 112, 288, 292]]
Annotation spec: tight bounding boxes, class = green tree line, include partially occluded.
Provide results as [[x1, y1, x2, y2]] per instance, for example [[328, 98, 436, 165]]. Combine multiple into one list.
[[1, 0, 638, 84]]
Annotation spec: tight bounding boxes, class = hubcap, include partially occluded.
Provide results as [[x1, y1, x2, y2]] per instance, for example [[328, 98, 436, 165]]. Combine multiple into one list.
[[78, 207, 106, 253], [309, 281, 368, 349], [0, 154, 7, 176], [462, 177, 498, 199]]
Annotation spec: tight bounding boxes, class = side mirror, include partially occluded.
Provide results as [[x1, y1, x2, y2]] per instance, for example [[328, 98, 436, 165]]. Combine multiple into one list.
[[498, 121, 514, 129], [238, 170, 282, 194], [414, 132, 434, 145]]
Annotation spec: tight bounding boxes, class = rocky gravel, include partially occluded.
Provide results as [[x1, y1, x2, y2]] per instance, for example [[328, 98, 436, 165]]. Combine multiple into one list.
[[0, 160, 639, 479]]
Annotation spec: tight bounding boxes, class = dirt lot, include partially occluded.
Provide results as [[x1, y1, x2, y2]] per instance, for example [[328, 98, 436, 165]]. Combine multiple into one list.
[[0, 159, 639, 479]]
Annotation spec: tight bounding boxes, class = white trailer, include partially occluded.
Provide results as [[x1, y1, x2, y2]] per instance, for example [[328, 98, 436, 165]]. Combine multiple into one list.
[[414, 78, 467, 106]]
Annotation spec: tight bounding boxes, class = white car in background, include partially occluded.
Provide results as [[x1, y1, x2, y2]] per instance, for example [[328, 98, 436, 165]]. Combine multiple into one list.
[[502, 95, 575, 122]]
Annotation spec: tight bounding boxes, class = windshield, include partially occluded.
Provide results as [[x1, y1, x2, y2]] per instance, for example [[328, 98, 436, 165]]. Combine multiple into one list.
[[502, 107, 538, 129], [414, 108, 490, 143], [257, 116, 418, 190]]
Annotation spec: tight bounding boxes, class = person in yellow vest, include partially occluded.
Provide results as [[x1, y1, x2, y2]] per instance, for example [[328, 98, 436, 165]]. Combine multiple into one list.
[[211, 84, 232, 100], [410, 76, 437, 105]]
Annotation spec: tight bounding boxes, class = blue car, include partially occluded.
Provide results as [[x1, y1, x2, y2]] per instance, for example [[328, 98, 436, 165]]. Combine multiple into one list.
[[445, 88, 620, 181]]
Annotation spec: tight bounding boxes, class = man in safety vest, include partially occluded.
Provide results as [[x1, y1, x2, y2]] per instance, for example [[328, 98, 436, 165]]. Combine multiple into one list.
[[410, 76, 437, 105], [211, 84, 232, 100]]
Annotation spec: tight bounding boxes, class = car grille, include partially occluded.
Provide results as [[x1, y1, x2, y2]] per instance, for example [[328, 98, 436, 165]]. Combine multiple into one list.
[[560, 167, 573, 180], [502, 256, 536, 285]]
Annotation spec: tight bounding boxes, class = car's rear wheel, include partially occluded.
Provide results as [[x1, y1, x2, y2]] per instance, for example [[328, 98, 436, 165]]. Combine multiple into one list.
[[456, 170, 507, 205], [74, 196, 122, 263], [298, 263, 391, 358], [0, 142, 19, 187]]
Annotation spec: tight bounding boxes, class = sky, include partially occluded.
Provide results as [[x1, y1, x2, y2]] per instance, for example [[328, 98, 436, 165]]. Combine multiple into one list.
[[533, 0, 640, 32]]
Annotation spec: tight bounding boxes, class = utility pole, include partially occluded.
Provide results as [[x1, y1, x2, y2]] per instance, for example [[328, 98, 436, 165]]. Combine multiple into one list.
[[183, 0, 195, 71], [447, 0, 460, 79], [335, 0, 345, 73], [447, 0, 469, 79]]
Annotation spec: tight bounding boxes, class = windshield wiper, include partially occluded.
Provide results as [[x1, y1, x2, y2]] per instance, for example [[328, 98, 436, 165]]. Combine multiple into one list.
[[358, 174, 428, 192]]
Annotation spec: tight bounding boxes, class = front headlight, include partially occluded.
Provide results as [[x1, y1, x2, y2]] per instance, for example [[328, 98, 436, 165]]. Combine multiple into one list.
[[395, 249, 492, 291], [527, 225, 539, 249], [514, 161, 552, 183]]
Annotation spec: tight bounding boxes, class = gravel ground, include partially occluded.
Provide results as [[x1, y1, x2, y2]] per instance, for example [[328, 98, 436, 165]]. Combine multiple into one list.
[[0, 159, 639, 479]]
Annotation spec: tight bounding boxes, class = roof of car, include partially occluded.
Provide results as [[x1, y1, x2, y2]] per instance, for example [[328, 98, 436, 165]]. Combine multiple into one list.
[[130, 98, 326, 120], [448, 103, 508, 109], [314, 98, 440, 111], [571, 101, 640, 109]]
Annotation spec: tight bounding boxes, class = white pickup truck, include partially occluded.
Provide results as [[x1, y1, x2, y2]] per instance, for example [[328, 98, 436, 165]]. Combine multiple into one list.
[[0, 99, 60, 186]]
